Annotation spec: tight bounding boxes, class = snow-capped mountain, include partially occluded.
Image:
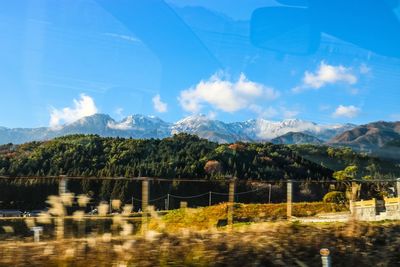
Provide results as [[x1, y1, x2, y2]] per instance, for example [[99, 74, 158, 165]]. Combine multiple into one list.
[[0, 113, 357, 144], [228, 118, 355, 141], [171, 115, 252, 143]]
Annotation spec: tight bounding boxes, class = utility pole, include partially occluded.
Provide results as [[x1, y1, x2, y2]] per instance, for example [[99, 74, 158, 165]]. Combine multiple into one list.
[[268, 184, 272, 204], [57, 175, 67, 240], [227, 179, 235, 228], [287, 180, 292, 220], [166, 194, 170, 210], [350, 181, 358, 217], [397, 178, 400, 198], [59, 175, 67, 195]]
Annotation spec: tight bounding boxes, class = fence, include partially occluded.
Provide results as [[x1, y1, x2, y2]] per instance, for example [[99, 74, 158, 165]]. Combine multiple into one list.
[[0, 176, 400, 241]]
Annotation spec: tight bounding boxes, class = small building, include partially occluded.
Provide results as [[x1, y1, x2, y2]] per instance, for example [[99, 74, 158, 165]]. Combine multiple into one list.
[[0, 210, 23, 217]]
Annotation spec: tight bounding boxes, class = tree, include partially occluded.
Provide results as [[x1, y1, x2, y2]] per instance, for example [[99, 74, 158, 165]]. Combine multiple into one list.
[[333, 165, 359, 201], [204, 160, 222, 177], [323, 191, 346, 204]]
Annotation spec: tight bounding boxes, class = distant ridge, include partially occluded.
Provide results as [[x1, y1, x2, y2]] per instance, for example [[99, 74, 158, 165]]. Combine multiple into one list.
[[328, 121, 400, 149]]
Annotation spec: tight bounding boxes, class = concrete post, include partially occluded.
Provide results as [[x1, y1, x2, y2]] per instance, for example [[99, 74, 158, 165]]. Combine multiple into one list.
[[31, 226, 43, 242], [227, 180, 235, 227], [165, 194, 170, 210], [350, 182, 358, 218], [351, 182, 358, 202], [141, 179, 149, 234], [268, 184, 272, 204], [396, 178, 400, 198], [56, 176, 67, 240], [59, 176, 67, 195], [287, 180, 292, 220], [55, 217, 64, 240]]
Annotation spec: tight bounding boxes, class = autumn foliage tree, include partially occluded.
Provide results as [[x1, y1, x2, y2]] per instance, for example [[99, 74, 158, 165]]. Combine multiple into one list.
[[204, 160, 222, 176]]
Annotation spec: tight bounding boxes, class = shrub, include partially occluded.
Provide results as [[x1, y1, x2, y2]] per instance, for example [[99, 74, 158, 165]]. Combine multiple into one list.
[[323, 191, 346, 204]]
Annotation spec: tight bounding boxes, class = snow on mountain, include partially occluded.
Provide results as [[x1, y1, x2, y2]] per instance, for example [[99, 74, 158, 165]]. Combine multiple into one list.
[[229, 119, 355, 141], [107, 114, 170, 132], [171, 114, 251, 143], [0, 113, 357, 144]]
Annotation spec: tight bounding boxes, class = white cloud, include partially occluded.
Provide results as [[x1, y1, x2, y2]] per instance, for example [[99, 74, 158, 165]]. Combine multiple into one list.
[[178, 73, 279, 113], [152, 94, 168, 113], [332, 105, 360, 118], [49, 94, 98, 127], [293, 62, 357, 92]]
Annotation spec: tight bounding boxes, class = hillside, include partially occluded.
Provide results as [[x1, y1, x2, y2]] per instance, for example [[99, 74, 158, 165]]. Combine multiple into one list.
[[291, 144, 400, 178], [0, 134, 332, 180]]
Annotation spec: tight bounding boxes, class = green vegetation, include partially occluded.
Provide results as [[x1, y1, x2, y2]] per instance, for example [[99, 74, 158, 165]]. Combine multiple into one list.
[[291, 144, 400, 179], [323, 191, 346, 204], [0, 134, 333, 180]]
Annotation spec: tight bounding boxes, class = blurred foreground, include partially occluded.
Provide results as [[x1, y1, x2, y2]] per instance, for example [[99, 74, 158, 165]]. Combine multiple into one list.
[[1, 220, 400, 266]]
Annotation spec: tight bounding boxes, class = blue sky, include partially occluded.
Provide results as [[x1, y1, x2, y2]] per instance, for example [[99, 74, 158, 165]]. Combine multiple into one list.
[[1, 0, 400, 128]]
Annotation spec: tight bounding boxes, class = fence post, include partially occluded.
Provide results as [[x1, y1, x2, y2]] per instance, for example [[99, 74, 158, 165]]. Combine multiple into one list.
[[268, 184, 272, 203], [57, 175, 67, 240], [141, 179, 149, 235], [320, 248, 331, 267], [287, 180, 292, 220], [59, 176, 67, 195], [165, 194, 170, 210], [209, 191, 212, 206], [31, 226, 43, 243], [350, 181, 358, 218], [396, 178, 400, 197], [227, 179, 235, 228]]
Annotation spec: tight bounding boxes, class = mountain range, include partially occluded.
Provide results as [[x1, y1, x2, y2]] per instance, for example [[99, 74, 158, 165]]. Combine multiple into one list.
[[1, 113, 399, 153], [0, 113, 357, 145]]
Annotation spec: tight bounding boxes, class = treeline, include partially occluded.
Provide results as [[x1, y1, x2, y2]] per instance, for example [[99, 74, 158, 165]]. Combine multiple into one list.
[[290, 144, 400, 179]]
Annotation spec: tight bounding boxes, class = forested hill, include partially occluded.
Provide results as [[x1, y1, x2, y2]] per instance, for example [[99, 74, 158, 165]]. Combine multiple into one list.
[[0, 134, 332, 180], [0, 134, 398, 181]]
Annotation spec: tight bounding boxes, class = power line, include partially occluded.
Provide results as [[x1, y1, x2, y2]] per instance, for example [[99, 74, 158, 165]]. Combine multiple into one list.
[[0, 175, 398, 183], [169, 192, 210, 199]]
